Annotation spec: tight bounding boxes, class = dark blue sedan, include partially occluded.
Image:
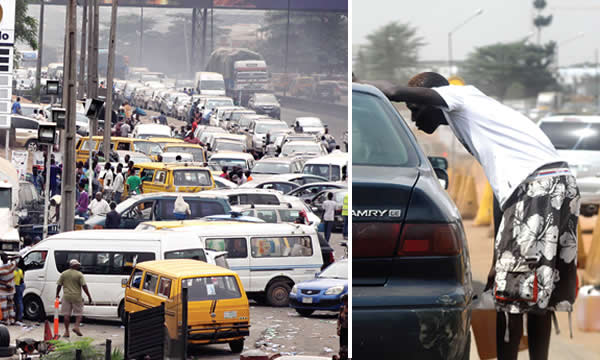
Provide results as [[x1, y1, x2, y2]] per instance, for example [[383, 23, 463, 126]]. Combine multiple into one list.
[[289, 259, 348, 316], [352, 83, 473, 359]]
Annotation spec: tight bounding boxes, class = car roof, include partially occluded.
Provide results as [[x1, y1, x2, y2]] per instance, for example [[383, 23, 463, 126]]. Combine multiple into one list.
[[232, 203, 301, 211], [254, 119, 286, 124], [169, 222, 316, 237], [164, 143, 204, 149], [122, 191, 227, 201], [257, 157, 298, 163], [283, 140, 322, 146], [134, 162, 210, 170], [303, 152, 348, 165], [139, 220, 246, 229], [135, 259, 235, 278], [209, 151, 253, 159]]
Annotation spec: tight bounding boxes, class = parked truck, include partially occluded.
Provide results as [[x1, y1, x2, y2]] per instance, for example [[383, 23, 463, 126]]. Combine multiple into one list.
[[205, 48, 271, 105]]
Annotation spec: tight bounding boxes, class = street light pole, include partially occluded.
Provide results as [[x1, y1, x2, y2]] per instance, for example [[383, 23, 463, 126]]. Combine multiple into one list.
[[35, 0, 45, 102], [447, 8, 483, 76]]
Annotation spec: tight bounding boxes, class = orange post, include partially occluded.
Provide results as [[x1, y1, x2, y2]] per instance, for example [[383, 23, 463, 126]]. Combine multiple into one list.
[[53, 298, 60, 337]]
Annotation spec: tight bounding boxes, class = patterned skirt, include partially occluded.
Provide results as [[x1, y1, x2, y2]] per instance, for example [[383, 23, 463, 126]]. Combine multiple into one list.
[[493, 164, 579, 314]]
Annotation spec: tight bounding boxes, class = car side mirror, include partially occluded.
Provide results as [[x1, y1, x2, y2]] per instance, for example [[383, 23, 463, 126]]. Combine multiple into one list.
[[121, 278, 128, 288], [428, 156, 448, 171], [434, 168, 449, 190]]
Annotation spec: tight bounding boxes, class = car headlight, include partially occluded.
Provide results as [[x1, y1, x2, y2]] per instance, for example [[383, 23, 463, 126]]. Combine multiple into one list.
[[324, 285, 344, 295], [290, 285, 297, 295]]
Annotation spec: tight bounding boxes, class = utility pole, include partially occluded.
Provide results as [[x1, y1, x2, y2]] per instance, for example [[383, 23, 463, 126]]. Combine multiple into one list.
[[35, 0, 45, 102], [139, 7, 144, 66], [78, 0, 88, 100], [60, 0, 78, 233], [90, 0, 99, 137], [104, 0, 119, 158], [201, 8, 207, 70], [191, 8, 197, 75], [283, 0, 290, 97], [596, 49, 599, 112], [87, 0, 94, 97], [211, 6, 214, 54]]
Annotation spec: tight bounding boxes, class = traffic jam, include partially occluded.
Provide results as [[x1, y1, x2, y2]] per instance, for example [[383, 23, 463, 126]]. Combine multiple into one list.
[[0, 1, 349, 358]]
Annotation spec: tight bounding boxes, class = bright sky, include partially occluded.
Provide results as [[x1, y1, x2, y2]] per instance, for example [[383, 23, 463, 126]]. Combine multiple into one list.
[[353, 0, 599, 66]]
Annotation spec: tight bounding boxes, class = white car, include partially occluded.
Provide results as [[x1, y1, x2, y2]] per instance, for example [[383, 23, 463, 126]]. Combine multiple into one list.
[[295, 117, 325, 137], [280, 140, 329, 160], [131, 123, 172, 139], [161, 152, 194, 163], [248, 119, 289, 152]]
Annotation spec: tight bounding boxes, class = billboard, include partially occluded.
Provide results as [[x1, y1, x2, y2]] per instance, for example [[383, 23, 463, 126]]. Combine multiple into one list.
[[42, 0, 347, 11]]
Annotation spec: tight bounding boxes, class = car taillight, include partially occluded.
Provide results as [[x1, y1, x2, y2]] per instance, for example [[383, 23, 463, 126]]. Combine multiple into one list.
[[328, 252, 335, 264], [353, 223, 401, 258], [398, 223, 461, 256], [93, 225, 104, 230]]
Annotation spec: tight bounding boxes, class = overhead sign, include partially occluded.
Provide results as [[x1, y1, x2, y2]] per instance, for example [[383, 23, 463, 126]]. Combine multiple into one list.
[[0, 0, 15, 45]]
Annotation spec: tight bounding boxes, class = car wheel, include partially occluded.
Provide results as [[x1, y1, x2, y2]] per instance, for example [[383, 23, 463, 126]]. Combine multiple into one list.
[[0, 326, 9, 347], [295, 308, 314, 317], [25, 140, 38, 152], [118, 301, 126, 325], [266, 281, 291, 307], [229, 339, 244, 353], [24, 295, 46, 321]]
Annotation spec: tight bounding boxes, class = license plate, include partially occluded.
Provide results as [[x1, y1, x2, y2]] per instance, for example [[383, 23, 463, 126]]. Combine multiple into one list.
[[224, 311, 237, 319], [302, 297, 313, 304]]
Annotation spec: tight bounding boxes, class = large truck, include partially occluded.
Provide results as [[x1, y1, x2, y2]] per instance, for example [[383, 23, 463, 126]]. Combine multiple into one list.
[[205, 48, 271, 105]]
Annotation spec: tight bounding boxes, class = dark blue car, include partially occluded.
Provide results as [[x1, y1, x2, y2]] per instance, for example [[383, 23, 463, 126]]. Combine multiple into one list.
[[289, 259, 348, 316], [352, 83, 473, 359]]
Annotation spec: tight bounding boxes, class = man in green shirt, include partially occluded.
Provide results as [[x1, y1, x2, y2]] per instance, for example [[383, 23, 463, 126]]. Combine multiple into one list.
[[126, 169, 142, 195], [56, 259, 92, 337]]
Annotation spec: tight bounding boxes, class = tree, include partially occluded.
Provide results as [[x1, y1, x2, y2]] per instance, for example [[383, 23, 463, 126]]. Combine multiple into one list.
[[462, 41, 557, 100], [533, 0, 553, 44], [360, 21, 424, 83], [256, 11, 347, 74], [16, 0, 38, 50]]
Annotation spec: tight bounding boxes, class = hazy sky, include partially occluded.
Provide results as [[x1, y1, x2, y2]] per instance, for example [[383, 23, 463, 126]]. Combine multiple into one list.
[[353, 0, 598, 66]]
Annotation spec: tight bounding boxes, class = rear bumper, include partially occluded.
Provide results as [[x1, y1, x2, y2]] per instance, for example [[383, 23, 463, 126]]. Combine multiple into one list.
[[187, 324, 250, 344], [289, 293, 342, 311], [353, 305, 471, 360]]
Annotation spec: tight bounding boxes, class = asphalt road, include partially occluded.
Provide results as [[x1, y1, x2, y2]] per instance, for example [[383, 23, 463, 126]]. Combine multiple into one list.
[[8, 233, 347, 359], [280, 105, 348, 150]]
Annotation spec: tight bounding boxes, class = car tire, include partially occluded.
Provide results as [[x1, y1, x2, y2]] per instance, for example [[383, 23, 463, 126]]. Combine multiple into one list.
[[229, 339, 244, 353], [0, 346, 15, 357], [266, 281, 291, 307], [25, 140, 38, 152], [118, 301, 126, 325], [24, 295, 45, 321], [0, 326, 9, 347], [295, 308, 314, 317]]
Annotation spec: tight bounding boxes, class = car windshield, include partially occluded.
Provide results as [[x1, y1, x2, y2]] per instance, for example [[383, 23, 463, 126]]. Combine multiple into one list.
[[215, 141, 244, 152], [201, 80, 225, 91], [318, 260, 348, 279], [255, 93, 277, 102], [133, 141, 163, 155], [166, 147, 204, 162], [232, 112, 254, 121], [0, 189, 11, 209], [210, 158, 248, 169], [282, 143, 322, 156], [182, 276, 241, 301], [353, 90, 418, 166], [173, 169, 212, 186], [252, 162, 290, 174], [303, 164, 341, 180], [539, 122, 600, 151], [128, 153, 151, 163], [256, 123, 288, 134], [206, 99, 233, 108], [299, 118, 323, 127]]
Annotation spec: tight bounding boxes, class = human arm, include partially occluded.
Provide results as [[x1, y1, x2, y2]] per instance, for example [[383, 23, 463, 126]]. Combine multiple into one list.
[[82, 285, 92, 304], [56, 285, 62, 299], [381, 86, 448, 108]]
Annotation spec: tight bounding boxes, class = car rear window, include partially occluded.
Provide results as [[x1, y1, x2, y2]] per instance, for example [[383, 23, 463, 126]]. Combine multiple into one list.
[[182, 276, 241, 301], [164, 249, 207, 262], [173, 170, 212, 187], [352, 90, 418, 166], [157, 199, 225, 219], [539, 122, 600, 151]]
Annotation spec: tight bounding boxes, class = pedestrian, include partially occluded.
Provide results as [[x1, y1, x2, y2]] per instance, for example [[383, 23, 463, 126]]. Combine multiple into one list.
[[324, 128, 336, 152], [123, 154, 130, 165], [322, 192, 337, 242], [13, 260, 24, 325], [104, 202, 121, 229], [49, 195, 61, 223], [49, 159, 61, 196], [294, 120, 303, 133], [120, 120, 131, 137], [0, 253, 16, 325], [342, 193, 348, 240], [123, 101, 132, 121], [156, 154, 163, 162], [383, 71, 579, 360], [89, 192, 110, 217], [158, 111, 168, 126], [202, 107, 212, 125], [184, 131, 202, 145], [102, 163, 114, 199], [11, 97, 22, 115], [56, 259, 92, 337], [220, 166, 229, 180], [126, 169, 141, 195], [173, 194, 191, 220], [112, 164, 124, 203], [29, 167, 43, 194], [320, 136, 329, 151], [76, 183, 89, 219]]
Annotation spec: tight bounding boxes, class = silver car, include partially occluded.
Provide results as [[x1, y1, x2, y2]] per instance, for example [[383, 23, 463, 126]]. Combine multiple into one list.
[[538, 115, 600, 216]]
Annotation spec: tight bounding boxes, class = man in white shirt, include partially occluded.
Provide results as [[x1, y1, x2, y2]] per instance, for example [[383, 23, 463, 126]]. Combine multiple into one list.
[[89, 192, 111, 216], [112, 164, 125, 203], [321, 192, 337, 243], [102, 163, 114, 199], [383, 72, 579, 360]]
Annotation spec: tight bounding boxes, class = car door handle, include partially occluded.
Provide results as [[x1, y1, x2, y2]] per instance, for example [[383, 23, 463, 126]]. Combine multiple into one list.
[[37, 276, 44, 279]]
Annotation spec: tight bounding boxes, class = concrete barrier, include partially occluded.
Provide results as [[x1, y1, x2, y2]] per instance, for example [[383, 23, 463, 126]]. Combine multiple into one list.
[[474, 182, 493, 226], [278, 95, 347, 117], [457, 175, 479, 220]]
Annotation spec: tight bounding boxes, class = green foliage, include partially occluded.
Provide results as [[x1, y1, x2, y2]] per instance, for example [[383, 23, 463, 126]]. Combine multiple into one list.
[[533, 0, 547, 10], [355, 21, 425, 83], [45, 338, 103, 360], [462, 41, 558, 100], [16, 0, 38, 50], [111, 347, 124, 360], [534, 15, 553, 28], [256, 11, 347, 74]]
